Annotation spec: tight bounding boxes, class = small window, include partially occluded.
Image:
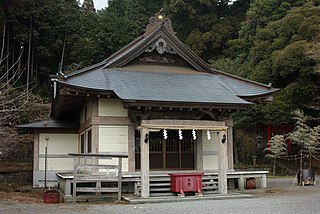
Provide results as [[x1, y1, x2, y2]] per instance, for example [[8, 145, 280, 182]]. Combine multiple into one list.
[[87, 130, 92, 153], [84, 106, 87, 121], [80, 134, 85, 153]]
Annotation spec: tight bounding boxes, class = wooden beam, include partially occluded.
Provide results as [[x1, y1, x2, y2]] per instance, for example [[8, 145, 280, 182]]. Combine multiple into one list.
[[92, 116, 130, 126], [79, 116, 131, 133], [218, 131, 228, 194], [140, 119, 226, 130], [125, 101, 249, 110], [140, 128, 150, 198], [79, 118, 92, 133]]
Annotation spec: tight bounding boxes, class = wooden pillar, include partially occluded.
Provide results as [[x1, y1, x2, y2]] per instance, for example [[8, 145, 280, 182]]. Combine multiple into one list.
[[92, 98, 99, 153], [92, 125, 99, 153], [196, 131, 203, 170], [218, 130, 228, 194], [117, 157, 123, 201], [128, 125, 135, 172], [238, 175, 245, 190], [261, 174, 267, 188], [140, 128, 150, 198], [226, 119, 234, 170], [34, 131, 39, 171], [33, 131, 39, 187]]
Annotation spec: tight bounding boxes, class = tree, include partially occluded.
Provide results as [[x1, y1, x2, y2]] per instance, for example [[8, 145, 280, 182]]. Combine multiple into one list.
[[0, 0, 86, 95], [288, 109, 320, 170], [0, 48, 50, 126], [226, 0, 308, 61], [165, 0, 250, 60], [82, 0, 96, 13], [94, 0, 164, 60], [214, 1, 320, 125], [304, 32, 320, 120], [264, 135, 287, 175]]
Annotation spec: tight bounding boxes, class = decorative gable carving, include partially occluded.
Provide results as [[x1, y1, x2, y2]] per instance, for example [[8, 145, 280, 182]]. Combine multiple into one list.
[[103, 9, 213, 72], [135, 52, 187, 65], [145, 38, 177, 55]]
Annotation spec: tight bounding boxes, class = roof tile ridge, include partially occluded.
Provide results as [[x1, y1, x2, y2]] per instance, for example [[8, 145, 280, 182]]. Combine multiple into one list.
[[217, 75, 238, 96], [65, 61, 107, 78], [103, 25, 163, 68], [102, 35, 145, 64], [211, 68, 277, 90]]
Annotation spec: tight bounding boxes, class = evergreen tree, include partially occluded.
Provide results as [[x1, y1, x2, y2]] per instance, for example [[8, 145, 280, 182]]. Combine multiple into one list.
[[82, 0, 96, 13], [288, 109, 320, 169], [164, 0, 250, 60], [265, 135, 287, 175], [214, 1, 320, 125]]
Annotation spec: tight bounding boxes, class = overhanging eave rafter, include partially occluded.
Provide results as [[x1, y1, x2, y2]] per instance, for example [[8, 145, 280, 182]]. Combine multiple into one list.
[[123, 100, 250, 110]]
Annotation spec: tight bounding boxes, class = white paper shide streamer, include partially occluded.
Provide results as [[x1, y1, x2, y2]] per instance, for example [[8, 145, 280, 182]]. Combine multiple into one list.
[[178, 129, 183, 140], [163, 129, 168, 140], [192, 129, 197, 140], [207, 130, 211, 140]]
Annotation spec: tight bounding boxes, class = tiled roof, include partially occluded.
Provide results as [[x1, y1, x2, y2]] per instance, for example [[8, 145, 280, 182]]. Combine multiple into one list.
[[50, 11, 277, 118], [66, 69, 255, 105], [218, 75, 276, 97]]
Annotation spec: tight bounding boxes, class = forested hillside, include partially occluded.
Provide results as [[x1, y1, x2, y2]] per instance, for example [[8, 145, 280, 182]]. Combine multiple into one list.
[[0, 0, 319, 128], [212, 0, 320, 127]]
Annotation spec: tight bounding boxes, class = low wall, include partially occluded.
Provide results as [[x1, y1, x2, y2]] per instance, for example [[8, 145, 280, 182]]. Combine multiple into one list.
[[0, 170, 32, 183]]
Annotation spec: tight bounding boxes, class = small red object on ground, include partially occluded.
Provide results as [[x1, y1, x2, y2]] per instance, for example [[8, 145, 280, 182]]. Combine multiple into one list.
[[43, 190, 59, 203], [169, 173, 204, 197], [245, 177, 256, 189]]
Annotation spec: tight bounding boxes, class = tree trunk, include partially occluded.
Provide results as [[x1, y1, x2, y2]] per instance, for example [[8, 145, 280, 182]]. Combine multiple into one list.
[[273, 157, 276, 175], [309, 155, 312, 169]]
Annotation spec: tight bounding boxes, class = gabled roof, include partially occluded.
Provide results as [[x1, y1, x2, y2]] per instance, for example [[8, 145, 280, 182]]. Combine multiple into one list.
[[66, 10, 214, 78], [51, 10, 277, 118]]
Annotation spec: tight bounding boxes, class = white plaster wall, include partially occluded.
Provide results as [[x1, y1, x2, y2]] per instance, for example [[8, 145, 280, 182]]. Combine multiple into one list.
[[39, 133, 78, 170], [99, 126, 129, 171], [98, 98, 128, 116], [202, 131, 218, 170]]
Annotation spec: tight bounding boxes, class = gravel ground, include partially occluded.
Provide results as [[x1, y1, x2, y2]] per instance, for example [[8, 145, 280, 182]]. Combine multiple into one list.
[[1, 176, 319, 214]]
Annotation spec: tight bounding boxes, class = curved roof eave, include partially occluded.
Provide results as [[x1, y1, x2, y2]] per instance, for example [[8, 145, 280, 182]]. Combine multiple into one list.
[[212, 67, 276, 90], [55, 80, 115, 94], [239, 88, 279, 97]]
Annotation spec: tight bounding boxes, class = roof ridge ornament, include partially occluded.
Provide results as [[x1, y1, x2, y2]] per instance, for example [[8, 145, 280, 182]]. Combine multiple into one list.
[[145, 9, 175, 34]]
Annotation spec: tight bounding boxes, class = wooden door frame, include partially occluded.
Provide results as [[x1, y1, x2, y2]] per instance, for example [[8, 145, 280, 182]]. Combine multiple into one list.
[[138, 119, 228, 198]]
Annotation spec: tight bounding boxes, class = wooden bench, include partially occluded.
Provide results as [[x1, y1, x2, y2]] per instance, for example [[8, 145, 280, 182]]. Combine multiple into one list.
[[68, 153, 128, 202], [227, 171, 269, 190]]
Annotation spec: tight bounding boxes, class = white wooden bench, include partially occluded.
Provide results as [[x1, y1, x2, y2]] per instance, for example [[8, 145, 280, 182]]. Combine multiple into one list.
[[227, 171, 269, 190], [68, 153, 128, 202]]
